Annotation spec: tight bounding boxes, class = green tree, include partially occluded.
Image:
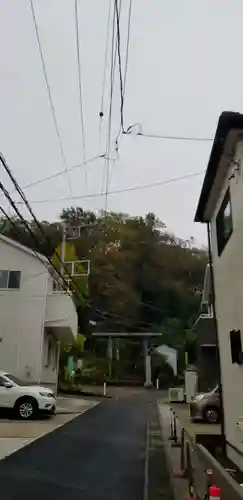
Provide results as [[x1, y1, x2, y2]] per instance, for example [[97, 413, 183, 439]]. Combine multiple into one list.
[[0, 208, 207, 377]]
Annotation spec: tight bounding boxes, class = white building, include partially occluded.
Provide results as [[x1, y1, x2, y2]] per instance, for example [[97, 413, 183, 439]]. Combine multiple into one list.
[[195, 111, 243, 470], [0, 234, 78, 391]]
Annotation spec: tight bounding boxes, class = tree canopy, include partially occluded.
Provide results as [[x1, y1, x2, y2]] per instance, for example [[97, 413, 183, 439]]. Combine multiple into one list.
[[0, 207, 207, 366]]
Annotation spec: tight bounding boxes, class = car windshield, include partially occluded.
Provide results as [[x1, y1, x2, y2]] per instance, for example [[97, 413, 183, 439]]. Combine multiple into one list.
[[6, 374, 26, 386]]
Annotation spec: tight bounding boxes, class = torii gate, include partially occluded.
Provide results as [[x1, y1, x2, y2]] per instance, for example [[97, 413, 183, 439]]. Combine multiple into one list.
[[92, 332, 162, 387]]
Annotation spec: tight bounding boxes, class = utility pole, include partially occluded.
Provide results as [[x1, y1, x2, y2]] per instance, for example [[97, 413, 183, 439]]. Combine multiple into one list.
[[61, 222, 68, 278]]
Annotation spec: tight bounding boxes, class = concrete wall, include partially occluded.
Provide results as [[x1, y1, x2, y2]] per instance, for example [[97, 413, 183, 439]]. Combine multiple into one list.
[[195, 316, 219, 391], [40, 327, 59, 390], [0, 238, 49, 384], [197, 346, 218, 392], [210, 139, 243, 468], [195, 316, 217, 346], [197, 445, 243, 500]]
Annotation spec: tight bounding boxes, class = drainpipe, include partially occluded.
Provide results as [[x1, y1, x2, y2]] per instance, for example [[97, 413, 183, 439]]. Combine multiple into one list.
[[207, 222, 226, 455]]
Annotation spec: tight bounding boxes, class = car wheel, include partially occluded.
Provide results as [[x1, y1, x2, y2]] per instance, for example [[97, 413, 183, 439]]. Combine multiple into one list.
[[204, 407, 220, 424], [15, 397, 38, 420]]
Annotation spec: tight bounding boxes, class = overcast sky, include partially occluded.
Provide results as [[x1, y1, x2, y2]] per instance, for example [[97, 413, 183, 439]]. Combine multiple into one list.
[[0, 0, 242, 246]]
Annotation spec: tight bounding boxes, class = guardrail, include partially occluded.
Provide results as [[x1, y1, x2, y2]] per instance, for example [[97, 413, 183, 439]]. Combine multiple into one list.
[[172, 424, 211, 499], [172, 424, 243, 499]]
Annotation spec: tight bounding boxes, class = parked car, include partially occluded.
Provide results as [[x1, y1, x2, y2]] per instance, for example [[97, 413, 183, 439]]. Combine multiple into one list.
[[0, 372, 56, 420], [190, 386, 221, 424]]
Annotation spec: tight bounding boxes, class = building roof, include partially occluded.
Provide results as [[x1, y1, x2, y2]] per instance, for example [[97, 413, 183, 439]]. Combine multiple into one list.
[[0, 233, 49, 265], [194, 111, 243, 222]]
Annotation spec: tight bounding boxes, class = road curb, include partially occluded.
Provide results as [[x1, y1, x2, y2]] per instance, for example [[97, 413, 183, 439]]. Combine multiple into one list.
[[157, 402, 188, 500], [143, 421, 150, 500]]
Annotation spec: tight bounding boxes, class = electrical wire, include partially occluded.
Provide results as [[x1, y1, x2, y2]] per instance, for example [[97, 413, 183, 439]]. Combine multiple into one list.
[[21, 169, 205, 204], [124, 125, 213, 142], [0, 206, 27, 240], [0, 154, 86, 305], [0, 158, 138, 326], [123, 0, 132, 103], [74, 0, 88, 188], [98, 0, 113, 153], [0, 196, 159, 332], [0, 197, 192, 332], [0, 206, 64, 291], [100, 4, 116, 197], [114, 0, 124, 133], [0, 194, 103, 320], [113, 0, 133, 146], [101, 0, 120, 212], [109, 0, 132, 187], [4, 155, 104, 197], [29, 0, 73, 194], [107, 0, 131, 190], [0, 197, 63, 286], [104, 3, 116, 214]]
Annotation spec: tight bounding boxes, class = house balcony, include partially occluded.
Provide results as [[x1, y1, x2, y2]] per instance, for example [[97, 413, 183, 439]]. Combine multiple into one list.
[[45, 291, 78, 344]]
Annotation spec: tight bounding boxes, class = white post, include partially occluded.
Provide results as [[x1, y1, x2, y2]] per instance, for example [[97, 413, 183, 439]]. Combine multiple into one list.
[[103, 381, 107, 396], [108, 337, 112, 378], [144, 339, 152, 387], [156, 378, 159, 390], [55, 341, 61, 395]]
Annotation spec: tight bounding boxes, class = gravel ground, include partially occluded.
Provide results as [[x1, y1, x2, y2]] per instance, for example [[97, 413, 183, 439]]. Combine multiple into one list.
[[0, 390, 174, 500]]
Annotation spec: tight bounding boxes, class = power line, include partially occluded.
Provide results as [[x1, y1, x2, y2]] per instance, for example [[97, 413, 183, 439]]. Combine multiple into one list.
[[114, 0, 132, 144], [104, 0, 124, 208], [0, 153, 87, 305], [0, 200, 155, 330], [104, 3, 116, 212], [74, 0, 88, 188], [0, 180, 158, 331], [0, 188, 193, 332], [123, 0, 132, 101], [99, 0, 118, 198], [114, 0, 124, 133], [0, 192, 64, 286], [29, 0, 73, 194], [17, 170, 205, 204], [124, 125, 213, 142], [0, 185, 111, 321], [0, 206, 63, 288], [103, 0, 121, 211], [98, 0, 113, 153], [8, 155, 104, 194], [0, 206, 25, 238]]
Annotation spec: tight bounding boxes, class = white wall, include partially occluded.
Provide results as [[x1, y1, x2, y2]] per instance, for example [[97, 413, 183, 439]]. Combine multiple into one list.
[[40, 328, 59, 391], [210, 140, 243, 464], [0, 239, 48, 383]]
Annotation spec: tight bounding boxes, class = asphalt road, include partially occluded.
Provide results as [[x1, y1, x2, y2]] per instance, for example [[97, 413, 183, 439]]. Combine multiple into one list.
[[0, 390, 155, 500]]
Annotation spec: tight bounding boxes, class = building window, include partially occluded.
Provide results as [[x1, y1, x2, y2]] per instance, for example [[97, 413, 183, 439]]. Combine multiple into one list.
[[0, 270, 21, 289], [0, 271, 8, 288], [216, 188, 233, 256], [8, 271, 21, 289]]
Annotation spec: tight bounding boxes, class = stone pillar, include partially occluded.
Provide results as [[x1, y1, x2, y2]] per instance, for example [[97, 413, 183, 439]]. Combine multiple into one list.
[[143, 339, 152, 387]]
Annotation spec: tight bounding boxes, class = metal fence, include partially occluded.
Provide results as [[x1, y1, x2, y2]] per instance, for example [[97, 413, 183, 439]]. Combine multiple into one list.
[[169, 409, 210, 499], [169, 406, 243, 499]]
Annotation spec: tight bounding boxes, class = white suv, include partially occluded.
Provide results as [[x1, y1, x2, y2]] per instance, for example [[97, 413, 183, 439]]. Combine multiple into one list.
[[0, 372, 56, 420]]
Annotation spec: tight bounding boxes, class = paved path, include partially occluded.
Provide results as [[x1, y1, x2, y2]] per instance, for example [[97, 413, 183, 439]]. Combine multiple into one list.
[[0, 392, 152, 500]]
